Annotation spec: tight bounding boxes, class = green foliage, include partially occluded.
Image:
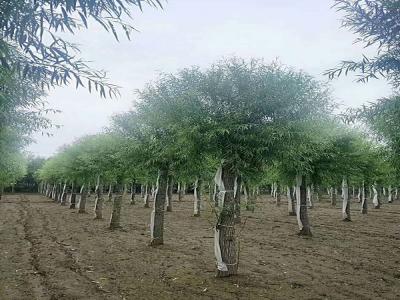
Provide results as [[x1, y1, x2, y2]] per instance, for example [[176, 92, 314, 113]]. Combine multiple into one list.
[[326, 0, 400, 88]]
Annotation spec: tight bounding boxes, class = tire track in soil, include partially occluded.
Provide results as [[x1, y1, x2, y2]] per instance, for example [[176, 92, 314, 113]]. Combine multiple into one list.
[[19, 194, 118, 300]]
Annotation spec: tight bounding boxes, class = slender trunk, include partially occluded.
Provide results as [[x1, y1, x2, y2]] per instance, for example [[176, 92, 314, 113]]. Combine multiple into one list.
[[60, 183, 67, 206], [213, 183, 219, 207], [357, 187, 361, 203], [275, 183, 281, 206], [388, 185, 392, 203], [330, 187, 337, 207], [215, 164, 238, 277], [372, 185, 380, 209], [342, 177, 351, 221], [244, 183, 254, 212], [178, 182, 183, 202], [94, 180, 104, 219], [150, 168, 168, 246], [234, 176, 241, 223], [69, 182, 76, 209], [109, 194, 123, 229], [287, 186, 296, 216], [108, 184, 113, 202], [166, 176, 173, 212], [141, 184, 144, 198], [395, 188, 398, 201], [194, 178, 202, 217], [87, 182, 91, 198], [307, 185, 313, 209], [361, 181, 367, 214], [143, 185, 150, 208], [130, 181, 136, 205], [78, 184, 87, 213], [296, 174, 312, 236]]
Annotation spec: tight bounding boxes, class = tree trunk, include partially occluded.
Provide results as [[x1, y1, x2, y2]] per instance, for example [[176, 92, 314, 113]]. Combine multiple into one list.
[[166, 176, 173, 212], [140, 184, 144, 198], [130, 181, 136, 205], [233, 176, 241, 223], [109, 194, 123, 229], [194, 178, 202, 217], [213, 183, 219, 207], [94, 181, 104, 219], [275, 183, 281, 206], [108, 184, 113, 202], [330, 187, 337, 207], [361, 181, 367, 214], [177, 182, 183, 202], [215, 164, 238, 277], [287, 186, 296, 216], [78, 185, 87, 213], [307, 185, 313, 209], [388, 185, 392, 203], [150, 168, 168, 246], [372, 185, 380, 209], [143, 185, 150, 208], [296, 174, 312, 236], [69, 182, 76, 209], [342, 177, 351, 221]]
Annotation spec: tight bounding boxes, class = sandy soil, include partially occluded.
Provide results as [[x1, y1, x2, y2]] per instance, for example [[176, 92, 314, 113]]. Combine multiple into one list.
[[1, 193, 400, 300]]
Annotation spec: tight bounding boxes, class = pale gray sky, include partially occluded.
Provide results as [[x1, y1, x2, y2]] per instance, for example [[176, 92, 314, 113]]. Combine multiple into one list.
[[27, 0, 392, 157]]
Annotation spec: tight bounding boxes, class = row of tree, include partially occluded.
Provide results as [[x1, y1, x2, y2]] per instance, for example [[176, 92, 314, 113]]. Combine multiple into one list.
[[37, 57, 400, 277]]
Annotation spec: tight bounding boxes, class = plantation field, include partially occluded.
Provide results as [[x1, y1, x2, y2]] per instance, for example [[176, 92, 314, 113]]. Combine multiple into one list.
[[1, 193, 400, 300]]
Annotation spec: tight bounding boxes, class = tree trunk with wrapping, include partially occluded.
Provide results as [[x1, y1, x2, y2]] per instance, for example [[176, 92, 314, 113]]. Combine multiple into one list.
[[275, 183, 281, 206], [330, 187, 337, 207], [361, 181, 367, 214], [296, 174, 312, 236], [177, 182, 183, 202], [234, 176, 241, 223], [130, 181, 136, 205], [107, 184, 113, 202], [193, 178, 202, 217], [215, 164, 238, 277], [78, 185, 87, 213], [372, 185, 380, 209], [143, 184, 150, 208], [342, 177, 351, 221], [388, 186, 392, 203], [94, 182, 104, 219], [109, 194, 123, 229], [150, 168, 168, 246], [287, 186, 296, 216]]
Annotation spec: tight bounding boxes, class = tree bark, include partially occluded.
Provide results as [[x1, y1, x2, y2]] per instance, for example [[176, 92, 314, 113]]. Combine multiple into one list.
[[109, 194, 123, 229], [193, 178, 202, 217], [342, 177, 351, 221], [215, 164, 238, 277], [296, 174, 312, 236], [150, 168, 168, 246], [388, 185, 392, 203], [213, 183, 219, 207], [69, 182, 76, 209], [166, 176, 173, 212]]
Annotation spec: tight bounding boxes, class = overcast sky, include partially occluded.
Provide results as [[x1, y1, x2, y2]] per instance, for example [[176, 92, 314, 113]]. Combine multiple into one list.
[[27, 0, 392, 157]]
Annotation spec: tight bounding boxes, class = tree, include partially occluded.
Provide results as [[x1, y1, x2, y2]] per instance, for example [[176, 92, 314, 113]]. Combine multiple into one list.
[[0, 0, 163, 96], [326, 0, 400, 88]]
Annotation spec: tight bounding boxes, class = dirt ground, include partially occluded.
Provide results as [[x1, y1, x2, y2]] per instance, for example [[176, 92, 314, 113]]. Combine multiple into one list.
[[1, 193, 400, 300]]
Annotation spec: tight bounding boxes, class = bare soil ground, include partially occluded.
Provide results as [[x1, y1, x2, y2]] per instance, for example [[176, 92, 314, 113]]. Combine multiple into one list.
[[1, 193, 400, 300]]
